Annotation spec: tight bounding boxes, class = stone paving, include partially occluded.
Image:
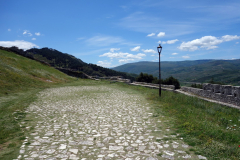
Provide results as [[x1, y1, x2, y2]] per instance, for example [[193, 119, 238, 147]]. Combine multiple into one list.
[[17, 85, 207, 159]]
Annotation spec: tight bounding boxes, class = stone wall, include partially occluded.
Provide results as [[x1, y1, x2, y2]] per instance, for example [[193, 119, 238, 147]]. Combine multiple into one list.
[[132, 82, 175, 90], [180, 83, 240, 106]]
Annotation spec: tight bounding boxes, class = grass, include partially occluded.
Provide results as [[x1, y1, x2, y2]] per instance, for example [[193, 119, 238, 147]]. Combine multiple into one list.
[[0, 49, 75, 96], [115, 83, 240, 159], [0, 49, 77, 159], [1, 49, 240, 159]]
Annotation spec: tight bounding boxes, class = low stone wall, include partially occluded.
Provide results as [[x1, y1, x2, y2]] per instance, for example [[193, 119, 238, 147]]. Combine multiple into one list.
[[132, 82, 175, 90], [180, 83, 240, 106]]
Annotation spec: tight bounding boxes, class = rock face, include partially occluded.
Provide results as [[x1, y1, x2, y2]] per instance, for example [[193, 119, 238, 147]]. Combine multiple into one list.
[[181, 83, 240, 107], [17, 85, 205, 159]]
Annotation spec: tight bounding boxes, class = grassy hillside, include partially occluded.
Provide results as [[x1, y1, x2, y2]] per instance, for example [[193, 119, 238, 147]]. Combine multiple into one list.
[[0, 49, 75, 96], [0, 49, 78, 159], [112, 60, 240, 85]]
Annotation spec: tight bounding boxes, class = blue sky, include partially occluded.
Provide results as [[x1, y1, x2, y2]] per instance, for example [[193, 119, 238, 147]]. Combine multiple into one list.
[[1, 0, 240, 68]]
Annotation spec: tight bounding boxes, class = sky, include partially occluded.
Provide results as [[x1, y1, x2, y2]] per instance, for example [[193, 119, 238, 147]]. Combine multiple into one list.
[[1, 0, 240, 68]]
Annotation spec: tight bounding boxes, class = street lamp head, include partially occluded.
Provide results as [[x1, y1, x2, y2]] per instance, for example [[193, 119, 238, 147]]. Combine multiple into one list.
[[157, 44, 162, 54]]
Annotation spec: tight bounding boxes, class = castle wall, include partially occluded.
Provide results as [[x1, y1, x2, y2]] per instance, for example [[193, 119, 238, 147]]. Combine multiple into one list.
[[181, 83, 240, 106], [132, 82, 175, 90]]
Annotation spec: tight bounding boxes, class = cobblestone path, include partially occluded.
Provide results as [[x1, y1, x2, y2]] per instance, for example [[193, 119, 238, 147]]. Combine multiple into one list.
[[17, 85, 207, 159]]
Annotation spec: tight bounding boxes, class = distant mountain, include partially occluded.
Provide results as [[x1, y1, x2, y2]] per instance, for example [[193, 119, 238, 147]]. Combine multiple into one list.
[[112, 60, 240, 85]]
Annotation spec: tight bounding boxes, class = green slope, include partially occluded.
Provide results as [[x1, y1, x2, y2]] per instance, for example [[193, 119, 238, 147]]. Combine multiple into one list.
[[112, 60, 240, 85], [0, 49, 74, 96]]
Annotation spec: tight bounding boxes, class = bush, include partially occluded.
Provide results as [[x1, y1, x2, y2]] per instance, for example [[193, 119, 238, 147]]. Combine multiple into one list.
[[136, 73, 180, 89], [136, 72, 158, 83], [162, 76, 181, 89]]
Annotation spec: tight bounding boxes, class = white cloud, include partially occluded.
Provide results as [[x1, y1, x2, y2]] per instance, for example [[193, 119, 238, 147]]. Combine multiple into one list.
[[0, 40, 39, 50], [110, 48, 120, 52], [142, 49, 157, 53], [119, 59, 135, 63], [85, 35, 124, 46], [35, 32, 41, 36], [100, 52, 145, 60], [23, 30, 32, 36], [222, 35, 240, 41], [97, 61, 112, 68], [32, 38, 36, 40], [157, 32, 165, 37], [178, 35, 240, 51], [147, 33, 155, 37], [236, 42, 239, 44], [159, 39, 179, 44], [8, 29, 11, 31], [172, 53, 178, 55], [131, 46, 140, 51], [100, 52, 129, 59], [182, 56, 190, 59]]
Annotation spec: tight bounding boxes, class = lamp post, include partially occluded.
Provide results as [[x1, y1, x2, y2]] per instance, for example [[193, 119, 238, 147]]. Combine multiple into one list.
[[157, 44, 162, 96]]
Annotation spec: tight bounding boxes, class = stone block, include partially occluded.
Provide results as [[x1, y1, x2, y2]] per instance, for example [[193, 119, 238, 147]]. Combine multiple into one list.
[[220, 85, 232, 96], [232, 86, 240, 99], [202, 83, 212, 90], [212, 84, 221, 93]]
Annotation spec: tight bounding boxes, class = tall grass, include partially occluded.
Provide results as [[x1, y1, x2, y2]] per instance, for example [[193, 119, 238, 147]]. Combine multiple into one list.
[[116, 83, 240, 159]]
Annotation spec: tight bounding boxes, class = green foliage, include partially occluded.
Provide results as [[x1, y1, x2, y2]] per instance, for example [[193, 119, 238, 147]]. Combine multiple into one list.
[[136, 73, 180, 89], [136, 72, 157, 83], [162, 76, 181, 89], [191, 83, 203, 89]]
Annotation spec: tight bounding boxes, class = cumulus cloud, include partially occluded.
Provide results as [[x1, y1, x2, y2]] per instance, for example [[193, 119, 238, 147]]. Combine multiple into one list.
[[159, 39, 179, 44], [35, 32, 41, 36], [0, 40, 39, 50], [32, 38, 36, 40], [23, 30, 32, 36], [179, 35, 240, 51], [131, 46, 140, 51], [8, 29, 11, 31], [157, 32, 165, 37], [172, 53, 178, 55], [99, 48, 145, 62], [100, 52, 129, 59], [97, 61, 112, 68], [100, 52, 145, 60], [142, 49, 157, 53], [110, 48, 120, 52], [182, 56, 190, 59], [147, 33, 155, 37], [119, 59, 135, 63]]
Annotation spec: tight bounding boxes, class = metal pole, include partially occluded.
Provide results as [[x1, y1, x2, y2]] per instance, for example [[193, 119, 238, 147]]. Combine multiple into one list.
[[159, 52, 161, 96]]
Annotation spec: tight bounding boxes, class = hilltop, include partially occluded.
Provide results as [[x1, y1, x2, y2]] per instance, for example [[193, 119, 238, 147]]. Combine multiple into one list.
[[0, 49, 75, 96], [112, 60, 240, 85], [26, 47, 136, 81]]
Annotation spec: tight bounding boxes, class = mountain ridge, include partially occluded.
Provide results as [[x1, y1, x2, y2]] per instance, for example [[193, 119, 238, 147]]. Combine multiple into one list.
[[112, 59, 240, 85]]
